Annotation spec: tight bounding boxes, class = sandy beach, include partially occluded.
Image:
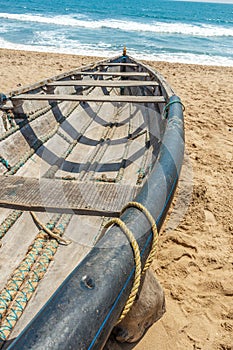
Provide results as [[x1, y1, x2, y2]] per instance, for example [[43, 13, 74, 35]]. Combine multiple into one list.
[[0, 49, 232, 350]]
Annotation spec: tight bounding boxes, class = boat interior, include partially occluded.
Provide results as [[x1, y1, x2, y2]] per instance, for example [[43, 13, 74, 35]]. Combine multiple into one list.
[[0, 56, 169, 344]]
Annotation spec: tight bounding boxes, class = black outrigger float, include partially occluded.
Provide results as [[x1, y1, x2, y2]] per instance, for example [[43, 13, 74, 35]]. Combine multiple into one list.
[[0, 49, 184, 349]]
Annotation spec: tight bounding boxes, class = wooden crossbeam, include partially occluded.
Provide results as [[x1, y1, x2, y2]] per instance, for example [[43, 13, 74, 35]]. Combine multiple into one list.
[[47, 80, 158, 87], [70, 71, 149, 77], [98, 63, 138, 67], [12, 94, 165, 103], [0, 176, 140, 216]]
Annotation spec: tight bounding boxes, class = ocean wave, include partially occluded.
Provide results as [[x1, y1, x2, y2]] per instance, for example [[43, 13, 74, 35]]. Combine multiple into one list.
[[0, 37, 233, 67], [0, 12, 233, 37]]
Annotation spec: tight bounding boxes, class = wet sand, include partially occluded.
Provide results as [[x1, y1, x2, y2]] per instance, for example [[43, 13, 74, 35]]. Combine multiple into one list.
[[0, 49, 232, 350]]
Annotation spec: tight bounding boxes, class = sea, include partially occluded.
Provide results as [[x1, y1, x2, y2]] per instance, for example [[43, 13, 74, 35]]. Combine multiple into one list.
[[0, 0, 233, 66]]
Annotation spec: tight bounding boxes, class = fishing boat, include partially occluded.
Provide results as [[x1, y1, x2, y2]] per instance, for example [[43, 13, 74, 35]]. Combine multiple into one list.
[[0, 49, 184, 349]]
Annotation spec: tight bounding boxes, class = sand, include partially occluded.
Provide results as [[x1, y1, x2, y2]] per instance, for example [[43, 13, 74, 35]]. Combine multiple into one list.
[[0, 49, 232, 350]]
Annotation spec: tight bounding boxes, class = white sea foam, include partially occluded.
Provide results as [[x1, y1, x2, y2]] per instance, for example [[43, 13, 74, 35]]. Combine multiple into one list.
[[0, 12, 233, 37], [0, 36, 233, 67], [134, 51, 233, 66]]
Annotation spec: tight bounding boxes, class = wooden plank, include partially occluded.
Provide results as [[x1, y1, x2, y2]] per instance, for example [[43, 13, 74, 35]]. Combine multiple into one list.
[[69, 71, 149, 77], [0, 176, 140, 216], [47, 80, 159, 87], [12, 94, 165, 103], [98, 63, 138, 67]]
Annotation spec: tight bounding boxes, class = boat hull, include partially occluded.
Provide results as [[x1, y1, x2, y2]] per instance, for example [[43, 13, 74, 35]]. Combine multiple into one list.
[[0, 54, 184, 349], [8, 96, 184, 350]]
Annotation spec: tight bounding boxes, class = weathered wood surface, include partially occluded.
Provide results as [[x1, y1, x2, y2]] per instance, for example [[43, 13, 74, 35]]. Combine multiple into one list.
[[98, 63, 138, 67], [12, 94, 165, 103], [6, 72, 150, 97], [47, 80, 158, 87], [0, 175, 140, 215], [0, 54, 168, 346], [65, 71, 149, 77]]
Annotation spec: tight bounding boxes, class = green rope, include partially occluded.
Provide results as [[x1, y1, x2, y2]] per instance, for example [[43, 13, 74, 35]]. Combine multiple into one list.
[[0, 105, 52, 142], [0, 214, 72, 342], [0, 210, 22, 241], [0, 157, 11, 170], [163, 99, 185, 119], [0, 214, 60, 320], [0, 101, 77, 340]]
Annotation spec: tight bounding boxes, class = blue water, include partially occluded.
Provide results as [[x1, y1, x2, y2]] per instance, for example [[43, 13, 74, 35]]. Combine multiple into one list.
[[0, 0, 233, 66]]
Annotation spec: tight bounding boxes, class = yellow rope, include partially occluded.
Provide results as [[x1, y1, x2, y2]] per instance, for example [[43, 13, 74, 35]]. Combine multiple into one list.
[[0, 202, 157, 339], [121, 201, 158, 274], [104, 201, 158, 324], [104, 218, 141, 324]]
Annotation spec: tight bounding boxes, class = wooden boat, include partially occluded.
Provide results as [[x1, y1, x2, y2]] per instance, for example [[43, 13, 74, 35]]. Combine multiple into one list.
[[0, 49, 184, 349]]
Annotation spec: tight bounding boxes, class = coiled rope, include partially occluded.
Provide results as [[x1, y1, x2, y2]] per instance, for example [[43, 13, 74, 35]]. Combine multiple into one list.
[[104, 201, 158, 324]]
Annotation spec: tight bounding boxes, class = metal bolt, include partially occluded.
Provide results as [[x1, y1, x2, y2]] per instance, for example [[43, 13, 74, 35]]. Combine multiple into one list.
[[80, 275, 95, 290]]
